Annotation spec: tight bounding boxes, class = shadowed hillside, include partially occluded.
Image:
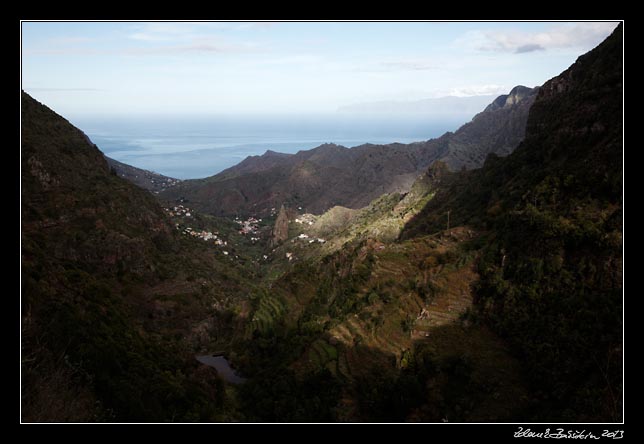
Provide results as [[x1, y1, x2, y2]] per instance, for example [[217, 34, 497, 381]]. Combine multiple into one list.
[[21, 92, 252, 422], [401, 23, 623, 422]]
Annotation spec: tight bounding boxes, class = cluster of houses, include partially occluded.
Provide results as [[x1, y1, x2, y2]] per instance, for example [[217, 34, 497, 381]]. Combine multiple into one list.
[[296, 233, 326, 244], [162, 204, 334, 265], [151, 176, 181, 190], [235, 216, 262, 239], [163, 206, 232, 250], [164, 205, 192, 218], [294, 214, 316, 226], [181, 227, 227, 246]]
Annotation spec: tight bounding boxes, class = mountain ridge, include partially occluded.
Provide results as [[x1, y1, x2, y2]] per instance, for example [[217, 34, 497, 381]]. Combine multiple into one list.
[[159, 86, 538, 217]]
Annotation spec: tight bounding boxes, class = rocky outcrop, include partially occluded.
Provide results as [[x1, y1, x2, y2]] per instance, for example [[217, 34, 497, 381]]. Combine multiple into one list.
[[483, 85, 537, 112], [269, 204, 290, 247], [438, 86, 539, 171]]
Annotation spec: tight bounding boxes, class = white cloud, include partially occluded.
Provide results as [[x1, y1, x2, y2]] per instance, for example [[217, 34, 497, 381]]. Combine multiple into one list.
[[458, 22, 619, 54], [123, 23, 268, 55], [24, 34, 262, 57], [124, 38, 260, 55], [127, 22, 277, 42], [446, 84, 508, 97]]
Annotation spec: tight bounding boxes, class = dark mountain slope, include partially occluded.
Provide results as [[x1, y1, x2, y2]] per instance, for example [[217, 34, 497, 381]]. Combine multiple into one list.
[[215, 149, 293, 180], [402, 23, 622, 421], [158, 87, 536, 217], [21, 92, 249, 422]]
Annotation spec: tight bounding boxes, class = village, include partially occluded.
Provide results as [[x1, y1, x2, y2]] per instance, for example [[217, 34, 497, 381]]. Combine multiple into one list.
[[181, 227, 227, 247], [163, 205, 229, 250], [164, 204, 193, 218], [163, 204, 330, 265], [234, 216, 262, 242], [294, 213, 316, 226], [282, 233, 327, 261], [279, 212, 328, 262], [295, 233, 326, 244], [150, 176, 181, 193]]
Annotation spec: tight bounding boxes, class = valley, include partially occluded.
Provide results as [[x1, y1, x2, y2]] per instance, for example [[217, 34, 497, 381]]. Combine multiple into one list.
[[20, 24, 622, 423]]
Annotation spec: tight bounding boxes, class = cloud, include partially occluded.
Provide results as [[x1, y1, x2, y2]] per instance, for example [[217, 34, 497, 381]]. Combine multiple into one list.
[[128, 23, 205, 42], [127, 22, 276, 42], [446, 84, 508, 97], [124, 39, 259, 55], [123, 23, 267, 55], [460, 22, 619, 54], [515, 43, 545, 53], [24, 36, 262, 57]]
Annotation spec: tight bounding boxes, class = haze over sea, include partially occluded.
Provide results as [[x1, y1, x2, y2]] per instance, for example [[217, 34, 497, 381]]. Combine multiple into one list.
[[69, 113, 468, 179]]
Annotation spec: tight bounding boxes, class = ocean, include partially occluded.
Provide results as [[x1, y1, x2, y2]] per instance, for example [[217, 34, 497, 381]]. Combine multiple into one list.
[[68, 113, 468, 179]]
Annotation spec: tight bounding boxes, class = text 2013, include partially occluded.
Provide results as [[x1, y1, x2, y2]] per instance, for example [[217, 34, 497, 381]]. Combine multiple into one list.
[[514, 427, 623, 439]]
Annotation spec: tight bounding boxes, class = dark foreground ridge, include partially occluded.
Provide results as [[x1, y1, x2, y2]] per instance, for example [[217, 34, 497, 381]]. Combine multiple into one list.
[[402, 23, 623, 421]]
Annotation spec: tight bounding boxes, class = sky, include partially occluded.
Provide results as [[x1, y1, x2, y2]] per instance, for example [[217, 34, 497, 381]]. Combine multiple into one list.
[[21, 21, 620, 118]]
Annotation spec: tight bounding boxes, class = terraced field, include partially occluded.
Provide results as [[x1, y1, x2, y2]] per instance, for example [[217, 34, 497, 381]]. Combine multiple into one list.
[[412, 261, 476, 336], [245, 294, 286, 337], [325, 227, 480, 379]]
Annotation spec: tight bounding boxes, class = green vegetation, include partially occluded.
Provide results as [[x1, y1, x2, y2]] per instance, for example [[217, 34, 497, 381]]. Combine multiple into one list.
[[246, 292, 286, 336]]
